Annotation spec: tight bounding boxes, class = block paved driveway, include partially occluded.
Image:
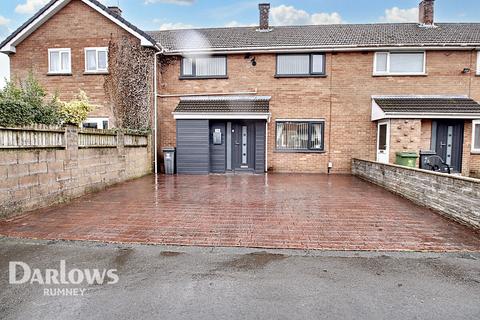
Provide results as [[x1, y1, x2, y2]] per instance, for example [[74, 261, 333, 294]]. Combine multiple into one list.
[[1, 174, 479, 251]]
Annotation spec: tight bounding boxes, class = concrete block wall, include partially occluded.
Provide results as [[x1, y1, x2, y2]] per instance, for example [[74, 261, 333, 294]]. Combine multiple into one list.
[[352, 158, 480, 230], [0, 126, 152, 219]]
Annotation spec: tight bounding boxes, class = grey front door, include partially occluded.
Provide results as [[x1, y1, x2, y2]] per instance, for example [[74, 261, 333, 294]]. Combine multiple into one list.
[[435, 121, 464, 172], [231, 121, 255, 170]]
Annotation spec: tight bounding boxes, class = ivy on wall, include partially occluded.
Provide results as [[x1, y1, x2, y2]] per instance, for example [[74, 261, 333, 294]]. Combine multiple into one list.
[[105, 36, 156, 131]]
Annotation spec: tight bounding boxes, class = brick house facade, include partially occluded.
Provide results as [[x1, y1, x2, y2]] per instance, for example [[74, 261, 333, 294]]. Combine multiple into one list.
[[2, 0, 480, 177]]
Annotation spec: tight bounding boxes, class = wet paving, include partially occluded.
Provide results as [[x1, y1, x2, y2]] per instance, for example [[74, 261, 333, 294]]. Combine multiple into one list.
[[0, 174, 479, 251]]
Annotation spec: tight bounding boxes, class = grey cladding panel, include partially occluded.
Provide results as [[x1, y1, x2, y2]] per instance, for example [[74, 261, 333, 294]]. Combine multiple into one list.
[[210, 122, 226, 173], [176, 120, 209, 174], [255, 121, 266, 173]]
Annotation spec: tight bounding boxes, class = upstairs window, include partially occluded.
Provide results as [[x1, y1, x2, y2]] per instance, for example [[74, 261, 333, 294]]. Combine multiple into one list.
[[48, 48, 71, 74], [276, 54, 325, 77], [374, 52, 425, 75], [181, 56, 227, 78], [276, 121, 324, 152], [477, 51, 480, 75], [85, 47, 108, 73]]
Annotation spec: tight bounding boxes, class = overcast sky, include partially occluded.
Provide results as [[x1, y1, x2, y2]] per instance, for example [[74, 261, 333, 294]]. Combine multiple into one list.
[[1, 0, 480, 88]]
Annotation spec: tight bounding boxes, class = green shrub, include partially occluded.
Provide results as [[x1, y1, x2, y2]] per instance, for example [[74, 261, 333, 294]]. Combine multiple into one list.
[[0, 98, 35, 127], [59, 91, 95, 125], [0, 75, 63, 127]]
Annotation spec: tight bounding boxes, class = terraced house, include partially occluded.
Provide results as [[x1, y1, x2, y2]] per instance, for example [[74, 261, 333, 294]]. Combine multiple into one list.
[[2, 0, 480, 176]]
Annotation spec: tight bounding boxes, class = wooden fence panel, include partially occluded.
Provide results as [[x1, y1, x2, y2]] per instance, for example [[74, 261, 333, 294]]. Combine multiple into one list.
[[78, 129, 117, 148], [0, 125, 65, 149]]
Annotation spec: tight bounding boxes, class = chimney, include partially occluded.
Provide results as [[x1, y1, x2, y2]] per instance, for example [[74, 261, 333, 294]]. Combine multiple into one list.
[[418, 0, 435, 26], [108, 6, 122, 16], [258, 3, 272, 32]]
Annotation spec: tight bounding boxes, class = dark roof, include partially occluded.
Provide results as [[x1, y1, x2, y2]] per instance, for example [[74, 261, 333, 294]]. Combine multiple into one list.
[[0, 0, 157, 50], [374, 96, 480, 113], [148, 23, 480, 53], [174, 96, 270, 113]]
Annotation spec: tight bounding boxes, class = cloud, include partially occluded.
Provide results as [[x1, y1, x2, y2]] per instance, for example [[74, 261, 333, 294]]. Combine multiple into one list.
[[380, 7, 418, 23], [157, 22, 194, 30], [270, 5, 343, 26], [0, 16, 10, 26], [15, 0, 50, 14], [224, 21, 256, 28], [145, 0, 195, 5]]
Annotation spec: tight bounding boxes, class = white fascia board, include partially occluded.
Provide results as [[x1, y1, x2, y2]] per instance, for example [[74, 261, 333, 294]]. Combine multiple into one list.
[[164, 45, 480, 56], [173, 112, 271, 120], [383, 112, 480, 119], [0, 0, 155, 53], [371, 99, 386, 121]]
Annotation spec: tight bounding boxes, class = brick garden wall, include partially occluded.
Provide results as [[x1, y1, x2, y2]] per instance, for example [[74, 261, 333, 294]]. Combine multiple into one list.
[[352, 158, 480, 230], [0, 126, 151, 219]]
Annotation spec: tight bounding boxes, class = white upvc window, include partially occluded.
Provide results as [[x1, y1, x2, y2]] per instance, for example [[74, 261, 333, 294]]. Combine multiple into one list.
[[82, 117, 109, 130], [476, 51, 480, 75], [472, 120, 480, 153], [48, 48, 71, 74], [84, 47, 108, 73], [374, 52, 426, 75]]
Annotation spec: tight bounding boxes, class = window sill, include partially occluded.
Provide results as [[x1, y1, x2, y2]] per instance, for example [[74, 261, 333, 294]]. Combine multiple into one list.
[[179, 76, 228, 80], [471, 151, 480, 155], [47, 72, 72, 76], [84, 71, 109, 75], [274, 74, 327, 79], [274, 149, 326, 154], [372, 73, 428, 77]]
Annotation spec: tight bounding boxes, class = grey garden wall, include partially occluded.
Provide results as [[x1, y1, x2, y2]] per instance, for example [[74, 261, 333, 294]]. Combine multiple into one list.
[[352, 158, 480, 230], [0, 125, 152, 219]]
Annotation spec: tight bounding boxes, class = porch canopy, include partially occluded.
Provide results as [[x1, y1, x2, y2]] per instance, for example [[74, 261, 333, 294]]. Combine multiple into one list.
[[371, 95, 480, 121], [172, 95, 271, 120]]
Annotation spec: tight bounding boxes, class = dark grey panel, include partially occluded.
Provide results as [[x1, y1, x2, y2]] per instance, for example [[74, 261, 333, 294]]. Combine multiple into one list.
[[435, 121, 464, 173], [255, 121, 266, 173], [176, 120, 209, 174], [210, 122, 226, 173], [231, 121, 255, 170]]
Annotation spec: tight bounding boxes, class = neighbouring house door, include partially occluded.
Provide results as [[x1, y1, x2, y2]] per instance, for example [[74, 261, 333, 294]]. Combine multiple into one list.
[[231, 121, 255, 170], [376, 121, 389, 163], [435, 121, 464, 172]]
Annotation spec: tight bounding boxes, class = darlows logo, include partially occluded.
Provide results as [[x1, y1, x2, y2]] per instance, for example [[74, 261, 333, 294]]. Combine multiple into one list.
[[9, 260, 119, 296]]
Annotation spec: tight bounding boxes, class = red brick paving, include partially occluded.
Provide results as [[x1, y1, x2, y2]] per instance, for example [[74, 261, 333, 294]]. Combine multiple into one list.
[[1, 174, 479, 251]]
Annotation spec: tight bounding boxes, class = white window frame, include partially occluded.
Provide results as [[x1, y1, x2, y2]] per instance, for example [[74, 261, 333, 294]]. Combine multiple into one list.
[[476, 51, 480, 75], [84, 47, 108, 73], [82, 117, 109, 130], [373, 51, 426, 76], [48, 48, 71, 74], [472, 119, 480, 153]]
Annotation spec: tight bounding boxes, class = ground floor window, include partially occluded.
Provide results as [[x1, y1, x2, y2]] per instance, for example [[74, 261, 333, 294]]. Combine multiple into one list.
[[276, 120, 324, 151], [473, 120, 480, 152], [82, 117, 109, 130]]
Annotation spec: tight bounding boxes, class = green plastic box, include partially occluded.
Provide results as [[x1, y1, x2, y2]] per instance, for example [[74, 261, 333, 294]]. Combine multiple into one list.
[[395, 152, 418, 168]]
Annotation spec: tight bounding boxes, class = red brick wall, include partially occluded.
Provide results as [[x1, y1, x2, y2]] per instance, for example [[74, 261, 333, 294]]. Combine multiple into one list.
[[8, 0, 139, 126], [158, 50, 480, 175]]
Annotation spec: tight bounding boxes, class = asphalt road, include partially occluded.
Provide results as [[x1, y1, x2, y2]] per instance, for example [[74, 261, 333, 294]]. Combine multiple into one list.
[[1, 237, 479, 320]]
